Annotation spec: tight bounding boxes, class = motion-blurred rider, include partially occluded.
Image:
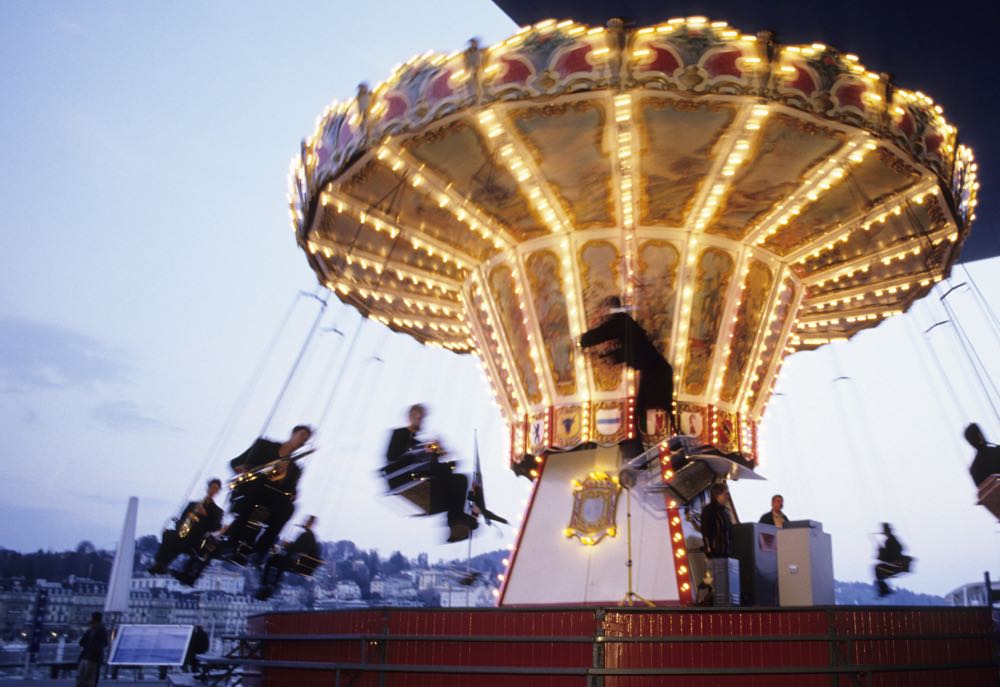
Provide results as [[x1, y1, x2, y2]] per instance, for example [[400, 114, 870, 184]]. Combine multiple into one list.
[[173, 425, 314, 586], [149, 478, 223, 575], [227, 424, 314, 557], [385, 404, 477, 543], [256, 514, 322, 600], [873, 523, 913, 597], [964, 423, 1000, 488]]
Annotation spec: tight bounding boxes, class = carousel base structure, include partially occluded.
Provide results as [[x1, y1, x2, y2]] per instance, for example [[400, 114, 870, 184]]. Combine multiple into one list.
[[239, 605, 998, 686], [501, 446, 683, 606]]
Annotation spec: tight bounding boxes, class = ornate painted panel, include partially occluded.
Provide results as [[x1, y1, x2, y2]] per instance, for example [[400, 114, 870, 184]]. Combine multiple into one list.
[[579, 240, 623, 392], [710, 114, 845, 239], [683, 247, 735, 395], [526, 250, 577, 396], [765, 149, 921, 255], [488, 264, 543, 404], [635, 239, 680, 358], [638, 98, 736, 226], [629, 22, 762, 96], [407, 120, 547, 241], [799, 195, 946, 275], [511, 100, 614, 227], [720, 260, 774, 402], [469, 282, 520, 414], [746, 277, 797, 412]]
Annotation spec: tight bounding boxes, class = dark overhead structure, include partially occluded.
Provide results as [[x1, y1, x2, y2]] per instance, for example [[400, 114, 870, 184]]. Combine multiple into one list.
[[493, 0, 997, 261]]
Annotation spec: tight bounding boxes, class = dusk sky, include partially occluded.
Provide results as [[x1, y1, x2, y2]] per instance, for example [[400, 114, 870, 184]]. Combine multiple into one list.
[[1, 1, 997, 596]]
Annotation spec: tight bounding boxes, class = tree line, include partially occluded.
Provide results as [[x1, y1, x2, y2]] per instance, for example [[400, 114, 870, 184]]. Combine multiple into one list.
[[0, 538, 507, 594]]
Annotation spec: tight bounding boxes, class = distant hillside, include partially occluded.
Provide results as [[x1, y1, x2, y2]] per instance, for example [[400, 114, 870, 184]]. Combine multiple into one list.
[[835, 580, 947, 606], [0, 542, 113, 583], [0, 542, 953, 607]]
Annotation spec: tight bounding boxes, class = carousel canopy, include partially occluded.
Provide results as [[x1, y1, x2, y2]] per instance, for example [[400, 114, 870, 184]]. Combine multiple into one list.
[[492, 0, 996, 262], [289, 17, 976, 460]]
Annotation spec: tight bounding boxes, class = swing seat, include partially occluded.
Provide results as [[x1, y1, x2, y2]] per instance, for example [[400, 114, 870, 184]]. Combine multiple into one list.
[[384, 468, 433, 513], [196, 534, 221, 561], [381, 455, 450, 515], [291, 553, 323, 577], [977, 474, 1000, 521]]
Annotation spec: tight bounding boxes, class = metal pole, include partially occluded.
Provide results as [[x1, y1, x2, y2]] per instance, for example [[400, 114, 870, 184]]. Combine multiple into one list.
[[466, 429, 475, 607], [626, 489, 635, 599], [465, 531, 473, 607], [591, 607, 605, 687]]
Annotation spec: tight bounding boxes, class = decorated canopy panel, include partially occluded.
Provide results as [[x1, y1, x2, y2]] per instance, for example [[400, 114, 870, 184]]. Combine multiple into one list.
[[290, 16, 977, 460]]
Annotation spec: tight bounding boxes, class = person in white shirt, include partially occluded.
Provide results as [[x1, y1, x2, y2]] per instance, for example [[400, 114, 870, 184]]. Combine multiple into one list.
[[759, 494, 787, 528]]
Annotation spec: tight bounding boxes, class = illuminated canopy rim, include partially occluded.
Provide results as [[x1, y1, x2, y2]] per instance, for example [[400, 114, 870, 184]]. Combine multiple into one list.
[[288, 16, 977, 458]]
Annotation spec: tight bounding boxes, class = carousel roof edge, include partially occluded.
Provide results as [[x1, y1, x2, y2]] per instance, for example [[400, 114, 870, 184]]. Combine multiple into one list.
[[287, 15, 977, 245]]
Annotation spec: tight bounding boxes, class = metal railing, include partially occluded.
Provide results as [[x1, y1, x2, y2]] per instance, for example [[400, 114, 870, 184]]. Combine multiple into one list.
[[204, 606, 1000, 687]]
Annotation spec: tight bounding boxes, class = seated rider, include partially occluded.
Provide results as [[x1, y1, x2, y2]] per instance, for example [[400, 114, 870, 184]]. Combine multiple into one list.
[[256, 515, 321, 600], [964, 423, 1000, 488], [385, 404, 477, 543], [172, 425, 314, 586], [874, 522, 913, 597], [149, 478, 223, 575], [227, 424, 313, 558]]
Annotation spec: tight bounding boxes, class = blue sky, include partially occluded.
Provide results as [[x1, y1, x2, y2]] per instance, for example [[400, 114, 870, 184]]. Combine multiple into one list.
[[1, 1, 997, 595]]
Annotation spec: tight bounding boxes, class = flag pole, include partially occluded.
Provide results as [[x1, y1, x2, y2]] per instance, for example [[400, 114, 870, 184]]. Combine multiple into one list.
[[466, 430, 477, 606]]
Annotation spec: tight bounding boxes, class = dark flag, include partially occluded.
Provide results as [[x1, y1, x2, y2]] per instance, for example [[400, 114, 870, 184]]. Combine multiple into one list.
[[470, 431, 508, 525]]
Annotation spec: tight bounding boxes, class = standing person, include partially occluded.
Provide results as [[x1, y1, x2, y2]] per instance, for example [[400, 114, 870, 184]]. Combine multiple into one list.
[[758, 494, 788, 528], [700, 483, 733, 559], [384, 404, 477, 543], [76, 612, 108, 687], [964, 423, 1000, 487], [184, 625, 210, 674], [579, 296, 674, 437]]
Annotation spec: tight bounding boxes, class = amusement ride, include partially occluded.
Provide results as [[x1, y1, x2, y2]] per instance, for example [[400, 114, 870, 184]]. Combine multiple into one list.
[[285, 13, 979, 605], [147, 12, 999, 686]]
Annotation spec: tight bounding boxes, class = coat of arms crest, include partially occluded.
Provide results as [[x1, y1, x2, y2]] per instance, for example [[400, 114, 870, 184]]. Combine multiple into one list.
[[563, 471, 620, 546]]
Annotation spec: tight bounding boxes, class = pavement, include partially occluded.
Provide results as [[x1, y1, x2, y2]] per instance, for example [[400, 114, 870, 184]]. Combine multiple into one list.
[[0, 671, 172, 685], [0, 681, 167, 686]]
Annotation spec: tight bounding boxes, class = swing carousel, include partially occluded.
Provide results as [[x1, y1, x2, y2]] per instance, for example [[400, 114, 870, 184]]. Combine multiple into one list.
[[243, 16, 997, 687]]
